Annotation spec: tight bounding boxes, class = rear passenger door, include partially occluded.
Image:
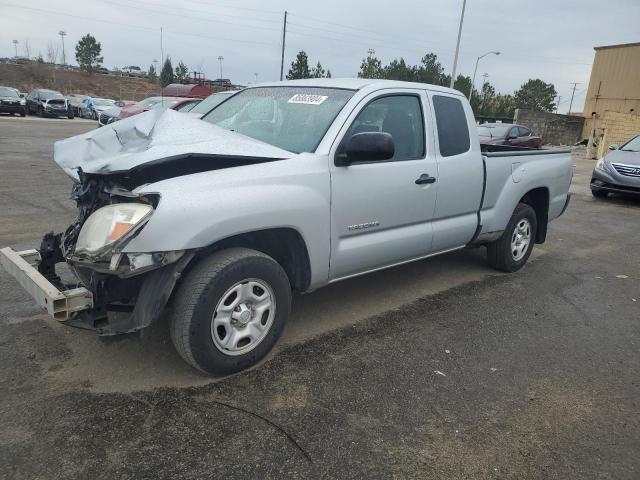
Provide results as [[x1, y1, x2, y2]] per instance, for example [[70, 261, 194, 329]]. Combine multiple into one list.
[[427, 92, 484, 252], [329, 90, 438, 280]]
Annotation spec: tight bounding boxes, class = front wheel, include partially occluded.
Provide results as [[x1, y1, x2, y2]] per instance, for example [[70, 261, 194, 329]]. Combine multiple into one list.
[[169, 248, 291, 375], [487, 203, 537, 272]]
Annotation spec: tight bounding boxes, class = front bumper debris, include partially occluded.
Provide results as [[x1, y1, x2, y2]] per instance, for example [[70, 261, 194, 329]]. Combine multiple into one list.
[[0, 247, 93, 321]]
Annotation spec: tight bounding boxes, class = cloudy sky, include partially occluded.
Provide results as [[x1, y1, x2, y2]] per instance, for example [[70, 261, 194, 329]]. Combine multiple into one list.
[[2, 0, 639, 113]]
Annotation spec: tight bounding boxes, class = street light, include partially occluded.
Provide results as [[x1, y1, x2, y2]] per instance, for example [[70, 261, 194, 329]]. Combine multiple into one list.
[[449, 0, 467, 88], [217, 55, 224, 80], [58, 30, 67, 66], [469, 51, 500, 99], [12, 40, 18, 58]]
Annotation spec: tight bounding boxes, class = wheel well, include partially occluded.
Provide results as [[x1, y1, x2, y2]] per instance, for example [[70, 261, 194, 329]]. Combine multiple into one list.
[[520, 187, 549, 243], [199, 228, 312, 292]]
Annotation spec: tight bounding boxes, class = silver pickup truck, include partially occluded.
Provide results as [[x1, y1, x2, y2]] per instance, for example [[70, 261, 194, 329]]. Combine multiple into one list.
[[1, 79, 572, 375]]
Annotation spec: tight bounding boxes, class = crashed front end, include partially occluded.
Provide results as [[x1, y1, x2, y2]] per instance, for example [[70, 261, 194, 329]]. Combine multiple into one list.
[[1, 170, 193, 335], [1, 108, 291, 335]]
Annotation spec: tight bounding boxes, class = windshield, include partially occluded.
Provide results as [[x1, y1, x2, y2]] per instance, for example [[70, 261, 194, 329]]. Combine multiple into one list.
[[201, 87, 355, 153], [620, 135, 640, 152], [93, 98, 115, 106], [0, 87, 19, 98], [190, 92, 235, 115], [40, 91, 64, 100], [477, 125, 510, 138], [138, 97, 162, 108]]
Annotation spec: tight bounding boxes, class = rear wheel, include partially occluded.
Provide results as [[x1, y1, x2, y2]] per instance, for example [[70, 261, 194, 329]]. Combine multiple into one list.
[[487, 203, 537, 272], [591, 188, 608, 198], [169, 248, 291, 375]]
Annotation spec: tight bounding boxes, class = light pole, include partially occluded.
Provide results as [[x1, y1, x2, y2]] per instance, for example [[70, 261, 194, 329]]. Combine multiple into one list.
[[254, 72, 258, 83], [469, 51, 500, 99], [449, 0, 467, 88], [217, 56, 224, 80], [58, 30, 67, 66], [12, 40, 18, 58]]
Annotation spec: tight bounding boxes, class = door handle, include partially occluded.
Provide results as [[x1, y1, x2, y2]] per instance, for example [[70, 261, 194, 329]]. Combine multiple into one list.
[[415, 173, 436, 185]]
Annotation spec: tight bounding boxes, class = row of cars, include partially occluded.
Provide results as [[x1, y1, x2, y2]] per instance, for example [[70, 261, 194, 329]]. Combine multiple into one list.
[[0, 85, 236, 123]]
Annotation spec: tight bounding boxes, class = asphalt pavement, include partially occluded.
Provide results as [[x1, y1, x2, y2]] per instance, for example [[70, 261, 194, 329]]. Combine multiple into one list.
[[0, 116, 638, 479]]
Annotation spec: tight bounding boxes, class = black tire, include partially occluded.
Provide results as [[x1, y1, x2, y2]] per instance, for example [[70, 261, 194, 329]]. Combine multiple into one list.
[[68, 112, 74, 119], [487, 203, 537, 272], [20, 110, 26, 117], [38, 107, 44, 118], [169, 248, 291, 375], [591, 189, 608, 198]]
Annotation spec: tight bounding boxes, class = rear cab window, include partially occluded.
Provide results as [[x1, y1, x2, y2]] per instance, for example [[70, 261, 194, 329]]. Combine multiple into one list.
[[431, 95, 470, 157]]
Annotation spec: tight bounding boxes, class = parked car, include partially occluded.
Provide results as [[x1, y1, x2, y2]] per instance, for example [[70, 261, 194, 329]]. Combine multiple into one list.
[[80, 98, 116, 120], [97, 101, 137, 127], [67, 94, 89, 117], [171, 98, 202, 112], [0, 79, 572, 375], [25, 89, 73, 118], [591, 134, 640, 198], [117, 96, 194, 120], [477, 123, 542, 149], [0, 85, 27, 116], [187, 90, 237, 117], [95, 67, 110, 75]]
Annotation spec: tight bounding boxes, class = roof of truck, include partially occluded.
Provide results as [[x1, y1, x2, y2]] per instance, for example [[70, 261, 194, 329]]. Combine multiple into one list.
[[256, 77, 464, 95]]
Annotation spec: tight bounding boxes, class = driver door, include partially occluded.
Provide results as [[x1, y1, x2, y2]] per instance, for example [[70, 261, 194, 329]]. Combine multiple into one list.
[[329, 90, 438, 281]]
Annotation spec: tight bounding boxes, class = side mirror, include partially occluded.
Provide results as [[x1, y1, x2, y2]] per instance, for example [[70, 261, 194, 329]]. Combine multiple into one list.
[[506, 134, 518, 140], [335, 132, 395, 166], [609, 144, 619, 151]]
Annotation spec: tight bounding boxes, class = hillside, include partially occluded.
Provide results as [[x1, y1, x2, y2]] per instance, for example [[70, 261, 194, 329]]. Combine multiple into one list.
[[0, 63, 161, 101]]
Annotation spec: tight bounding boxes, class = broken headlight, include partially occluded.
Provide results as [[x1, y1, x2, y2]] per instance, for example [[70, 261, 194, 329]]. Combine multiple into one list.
[[75, 203, 153, 256]]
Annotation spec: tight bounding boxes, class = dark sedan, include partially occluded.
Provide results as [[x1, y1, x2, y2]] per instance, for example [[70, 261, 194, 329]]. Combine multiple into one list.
[[591, 134, 640, 198], [26, 89, 73, 118], [478, 123, 542, 149], [0, 86, 26, 116]]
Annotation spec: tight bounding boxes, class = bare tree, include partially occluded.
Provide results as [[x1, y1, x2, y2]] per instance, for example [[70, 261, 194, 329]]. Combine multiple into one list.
[[46, 41, 59, 64], [23, 39, 31, 59]]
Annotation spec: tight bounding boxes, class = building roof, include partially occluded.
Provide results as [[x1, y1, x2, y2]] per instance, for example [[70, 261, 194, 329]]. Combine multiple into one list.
[[594, 42, 640, 51]]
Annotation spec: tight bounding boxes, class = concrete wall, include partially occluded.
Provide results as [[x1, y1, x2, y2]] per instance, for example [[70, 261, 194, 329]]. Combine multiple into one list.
[[514, 109, 585, 145], [583, 43, 640, 118]]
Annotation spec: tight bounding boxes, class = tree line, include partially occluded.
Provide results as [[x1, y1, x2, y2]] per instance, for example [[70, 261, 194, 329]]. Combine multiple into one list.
[[288, 49, 558, 116]]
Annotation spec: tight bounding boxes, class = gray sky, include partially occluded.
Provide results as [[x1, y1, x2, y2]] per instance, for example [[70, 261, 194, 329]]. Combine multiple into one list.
[[2, 0, 639, 113]]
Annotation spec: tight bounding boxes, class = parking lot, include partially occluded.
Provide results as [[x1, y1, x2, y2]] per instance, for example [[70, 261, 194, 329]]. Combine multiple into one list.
[[1, 116, 639, 479]]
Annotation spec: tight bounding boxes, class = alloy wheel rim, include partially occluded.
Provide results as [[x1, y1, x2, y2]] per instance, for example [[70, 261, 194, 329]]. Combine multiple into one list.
[[211, 278, 276, 356], [511, 218, 531, 261]]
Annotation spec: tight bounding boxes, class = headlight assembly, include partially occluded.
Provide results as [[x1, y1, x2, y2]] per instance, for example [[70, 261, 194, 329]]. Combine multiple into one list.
[[595, 159, 610, 173], [75, 203, 153, 256]]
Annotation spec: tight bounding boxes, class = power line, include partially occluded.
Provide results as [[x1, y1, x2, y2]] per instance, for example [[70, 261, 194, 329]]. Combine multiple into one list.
[[0, 2, 279, 48], [99, 0, 283, 33]]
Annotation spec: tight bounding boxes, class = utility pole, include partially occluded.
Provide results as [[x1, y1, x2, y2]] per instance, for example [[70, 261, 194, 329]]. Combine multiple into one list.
[[555, 95, 561, 113], [12, 40, 18, 57], [568, 82, 580, 114], [58, 31, 66, 65], [279, 11, 288, 81], [449, 0, 467, 88], [217, 56, 224, 79]]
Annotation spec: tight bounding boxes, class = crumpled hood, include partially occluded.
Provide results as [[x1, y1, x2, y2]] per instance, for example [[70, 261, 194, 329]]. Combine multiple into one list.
[[54, 108, 293, 179]]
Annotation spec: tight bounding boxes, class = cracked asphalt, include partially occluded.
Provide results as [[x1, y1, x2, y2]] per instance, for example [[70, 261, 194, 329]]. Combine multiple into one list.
[[1, 117, 639, 479]]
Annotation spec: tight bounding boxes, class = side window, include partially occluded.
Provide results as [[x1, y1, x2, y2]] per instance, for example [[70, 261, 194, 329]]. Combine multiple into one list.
[[345, 95, 425, 161], [518, 126, 531, 137], [432, 95, 470, 157]]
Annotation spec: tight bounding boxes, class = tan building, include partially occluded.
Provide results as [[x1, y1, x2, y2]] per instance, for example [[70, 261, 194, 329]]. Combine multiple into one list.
[[582, 42, 640, 156], [583, 42, 640, 117]]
